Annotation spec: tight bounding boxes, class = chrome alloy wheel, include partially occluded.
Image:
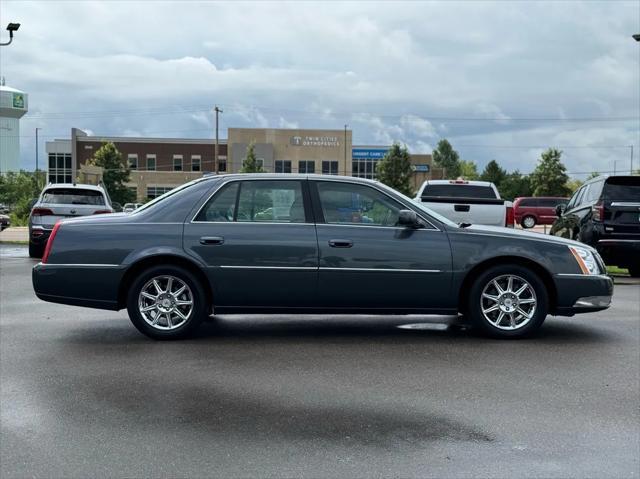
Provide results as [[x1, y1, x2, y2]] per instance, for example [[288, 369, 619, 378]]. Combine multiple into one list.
[[138, 275, 193, 330], [522, 216, 536, 228], [480, 274, 537, 331]]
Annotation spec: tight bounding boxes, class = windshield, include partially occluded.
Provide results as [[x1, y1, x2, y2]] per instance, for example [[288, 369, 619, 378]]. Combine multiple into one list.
[[375, 181, 458, 228], [41, 188, 106, 205]]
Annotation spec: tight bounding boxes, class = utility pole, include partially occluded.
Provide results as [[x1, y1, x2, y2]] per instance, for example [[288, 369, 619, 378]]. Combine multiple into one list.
[[35, 127, 41, 188], [214, 106, 223, 174], [630, 145, 634, 175], [344, 124, 348, 176]]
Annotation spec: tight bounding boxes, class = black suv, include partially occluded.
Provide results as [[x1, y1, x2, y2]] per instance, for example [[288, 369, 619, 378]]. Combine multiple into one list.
[[550, 175, 640, 277]]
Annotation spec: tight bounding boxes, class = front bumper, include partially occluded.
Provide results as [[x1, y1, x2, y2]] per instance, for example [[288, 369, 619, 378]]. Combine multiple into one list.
[[553, 273, 614, 316]]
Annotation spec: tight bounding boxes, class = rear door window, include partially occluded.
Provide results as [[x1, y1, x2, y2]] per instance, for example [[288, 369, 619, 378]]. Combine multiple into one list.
[[41, 188, 106, 205], [422, 184, 497, 198], [604, 177, 640, 201], [519, 198, 537, 207], [584, 181, 605, 203]]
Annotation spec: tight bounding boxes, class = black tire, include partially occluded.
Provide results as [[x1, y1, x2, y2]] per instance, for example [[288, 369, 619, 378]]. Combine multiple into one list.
[[468, 264, 549, 338], [126, 265, 207, 340], [628, 265, 640, 278], [521, 215, 536, 229], [29, 242, 44, 259]]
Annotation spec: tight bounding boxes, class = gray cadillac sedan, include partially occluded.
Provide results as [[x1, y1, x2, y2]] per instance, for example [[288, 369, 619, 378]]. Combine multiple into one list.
[[33, 174, 613, 340]]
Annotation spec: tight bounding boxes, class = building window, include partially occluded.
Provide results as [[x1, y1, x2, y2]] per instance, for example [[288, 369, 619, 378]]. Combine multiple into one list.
[[146, 155, 156, 171], [128, 154, 138, 170], [47, 153, 72, 184], [322, 161, 339, 175], [298, 161, 315, 174], [146, 186, 173, 199], [218, 156, 227, 172], [191, 155, 201, 172], [173, 155, 183, 171], [275, 160, 292, 173]]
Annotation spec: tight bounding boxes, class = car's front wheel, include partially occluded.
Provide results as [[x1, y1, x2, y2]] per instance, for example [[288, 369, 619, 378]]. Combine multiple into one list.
[[468, 265, 548, 338], [521, 215, 536, 228], [126, 265, 207, 340]]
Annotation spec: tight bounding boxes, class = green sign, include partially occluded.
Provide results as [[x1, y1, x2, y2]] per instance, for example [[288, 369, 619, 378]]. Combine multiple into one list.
[[12, 93, 24, 109]]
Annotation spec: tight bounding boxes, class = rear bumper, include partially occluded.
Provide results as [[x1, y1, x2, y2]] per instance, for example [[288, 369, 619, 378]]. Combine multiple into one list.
[[553, 273, 613, 316], [29, 226, 51, 246], [596, 239, 640, 267], [32, 263, 124, 310]]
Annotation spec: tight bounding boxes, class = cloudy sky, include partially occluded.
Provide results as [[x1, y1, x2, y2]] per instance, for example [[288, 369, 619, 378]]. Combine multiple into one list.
[[1, 0, 639, 177]]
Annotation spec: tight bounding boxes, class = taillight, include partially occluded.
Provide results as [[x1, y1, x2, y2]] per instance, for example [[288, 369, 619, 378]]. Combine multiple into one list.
[[592, 202, 604, 222], [505, 205, 515, 228], [93, 209, 113, 214], [41, 222, 61, 264], [31, 208, 54, 216]]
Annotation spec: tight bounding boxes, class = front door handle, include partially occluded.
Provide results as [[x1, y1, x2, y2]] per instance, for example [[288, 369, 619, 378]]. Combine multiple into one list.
[[200, 236, 224, 245], [328, 239, 353, 248]]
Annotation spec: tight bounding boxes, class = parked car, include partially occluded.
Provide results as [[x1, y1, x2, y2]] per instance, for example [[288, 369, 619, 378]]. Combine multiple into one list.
[[123, 202, 143, 213], [414, 179, 514, 227], [32, 174, 612, 340], [0, 203, 10, 214], [0, 214, 9, 231], [28, 183, 113, 258], [550, 175, 640, 277], [111, 202, 123, 213], [514, 197, 569, 228]]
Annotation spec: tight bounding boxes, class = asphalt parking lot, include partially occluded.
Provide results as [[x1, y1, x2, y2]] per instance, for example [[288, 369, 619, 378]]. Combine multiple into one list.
[[1, 244, 639, 478]]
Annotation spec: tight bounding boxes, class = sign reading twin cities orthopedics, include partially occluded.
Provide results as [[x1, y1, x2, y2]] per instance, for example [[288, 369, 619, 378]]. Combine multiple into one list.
[[290, 135, 340, 147], [12, 93, 25, 109]]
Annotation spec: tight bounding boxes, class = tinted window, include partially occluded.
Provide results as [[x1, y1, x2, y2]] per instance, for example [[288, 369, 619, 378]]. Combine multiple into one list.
[[422, 184, 497, 199], [538, 198, 563, 207], [237, 181, 305, 223], [584, 181, 604, 203], [519, 198, 537, 207], [41, 188, 105, 205], [194, 183, 238, 222], [317, 182, 405, 227], [604, 177, 640, 201]]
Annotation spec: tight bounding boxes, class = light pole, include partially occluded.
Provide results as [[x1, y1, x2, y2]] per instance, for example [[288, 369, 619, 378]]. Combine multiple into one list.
[[0, 23, 20, 47], [214, 106, 222, 174], [35, 128, 42, 188]]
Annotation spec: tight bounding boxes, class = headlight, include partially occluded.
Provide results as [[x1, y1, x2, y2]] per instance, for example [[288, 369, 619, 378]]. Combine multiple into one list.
[[568, 246, 600, 275]]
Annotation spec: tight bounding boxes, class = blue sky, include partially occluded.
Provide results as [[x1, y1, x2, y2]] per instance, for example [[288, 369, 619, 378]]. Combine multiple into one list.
[[1, 0, 639, 177]]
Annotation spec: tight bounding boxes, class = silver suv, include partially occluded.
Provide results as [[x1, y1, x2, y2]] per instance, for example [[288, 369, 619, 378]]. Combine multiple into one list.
[[28, 183, 113, 258]]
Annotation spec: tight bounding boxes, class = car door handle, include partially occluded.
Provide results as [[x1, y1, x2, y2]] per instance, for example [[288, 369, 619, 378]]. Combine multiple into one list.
[[454, 204, 470, 212], [328, 239, 353, 248], [200, 236, 224, 245]]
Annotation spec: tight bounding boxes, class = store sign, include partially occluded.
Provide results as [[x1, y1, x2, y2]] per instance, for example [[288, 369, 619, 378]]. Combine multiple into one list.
[[290, 136, 340, 147], [412, 164, 430, 172], [352, 148, 389, 160], [12, 93, 25, 109]]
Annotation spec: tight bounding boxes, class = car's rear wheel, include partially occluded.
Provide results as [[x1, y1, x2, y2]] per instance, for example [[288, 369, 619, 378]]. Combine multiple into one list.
[[468, 265, 548, 338], [126, 265, 207, 340], [521, 215, 536, 228], [29, 242, 44, 259]]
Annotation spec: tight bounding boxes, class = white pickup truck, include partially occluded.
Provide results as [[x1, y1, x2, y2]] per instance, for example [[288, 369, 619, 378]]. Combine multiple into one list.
[[414, 179, 514, 227]]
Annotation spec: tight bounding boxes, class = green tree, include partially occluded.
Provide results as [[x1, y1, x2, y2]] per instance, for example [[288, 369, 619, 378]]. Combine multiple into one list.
[[375, 143, 413, 196], [458, 160, 479, 180], [87, 142, 134, 204], [530, 148, 570, 197], [432, 139, 461, 179], [499, 171, 532, 201], [0, 171, 43, 225], [586, 171, 600, 180], [480, 160, 507, 187], [240, 143, 265, 173], [566, 178, 584, 194]]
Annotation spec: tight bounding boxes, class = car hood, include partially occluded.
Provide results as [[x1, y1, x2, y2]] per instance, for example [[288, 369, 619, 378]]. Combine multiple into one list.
[[462, 224, 594, 250]]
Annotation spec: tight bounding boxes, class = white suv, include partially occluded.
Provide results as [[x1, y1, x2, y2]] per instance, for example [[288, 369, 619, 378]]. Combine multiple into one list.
[[28, 183, 113, 258]]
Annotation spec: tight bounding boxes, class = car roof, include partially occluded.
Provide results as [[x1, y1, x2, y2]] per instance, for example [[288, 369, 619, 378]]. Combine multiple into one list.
[[202, 173, 385, 186]]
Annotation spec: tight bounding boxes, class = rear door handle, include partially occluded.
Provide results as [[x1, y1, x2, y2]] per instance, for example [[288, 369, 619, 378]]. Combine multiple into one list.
[[328, 239, 353, 248], [200, 236, 224, 245]]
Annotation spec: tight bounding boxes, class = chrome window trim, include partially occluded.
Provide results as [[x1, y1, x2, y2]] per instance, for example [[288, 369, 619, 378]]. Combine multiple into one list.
[[190, 176, 441, 231], [320, 267, 441, 273], [597, 239, 640, 244], [315, 223, 440, 232]]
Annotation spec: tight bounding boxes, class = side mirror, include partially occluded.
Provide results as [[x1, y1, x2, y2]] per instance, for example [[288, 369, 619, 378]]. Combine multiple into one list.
[[398, 209, 421, 228], [555, 204, 566, 217]]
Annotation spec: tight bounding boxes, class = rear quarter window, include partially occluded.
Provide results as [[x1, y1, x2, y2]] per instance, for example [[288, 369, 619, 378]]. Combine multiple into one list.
[[422, 185, 497, 199], [604, 177, 640, 201], [41, 188, 106, 205]]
